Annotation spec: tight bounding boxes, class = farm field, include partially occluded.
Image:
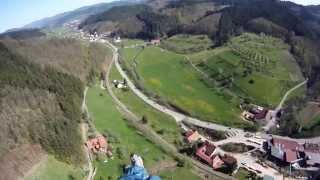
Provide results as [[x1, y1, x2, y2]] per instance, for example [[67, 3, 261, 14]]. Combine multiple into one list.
[[109, 65, 183, 145], [25, 155, 84, 180], [193, 33, 305, 106], [120, 46, 250, 128], [86, 86, 198, 179], [160, 34, 213, 54]]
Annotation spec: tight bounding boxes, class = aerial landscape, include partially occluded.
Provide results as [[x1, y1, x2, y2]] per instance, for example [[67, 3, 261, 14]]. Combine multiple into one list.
[[0, 0, 320, 179]]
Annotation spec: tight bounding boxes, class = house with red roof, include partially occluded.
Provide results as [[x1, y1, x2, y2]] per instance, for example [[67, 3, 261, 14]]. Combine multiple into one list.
[[150, 38, 161, 45], [195, 141, 225, 169], [185, 130, 202, 143], [265, 137, 304, 163], [85, 135, 108, 153]]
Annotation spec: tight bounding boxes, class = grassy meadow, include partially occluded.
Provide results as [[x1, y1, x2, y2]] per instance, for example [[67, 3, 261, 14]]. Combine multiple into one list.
[[86, 86, 199, 179], [24, 156, 85, 180], [109, 65, 183, 145], [87, 86, 171, 179], [120, 46, 249, 128]]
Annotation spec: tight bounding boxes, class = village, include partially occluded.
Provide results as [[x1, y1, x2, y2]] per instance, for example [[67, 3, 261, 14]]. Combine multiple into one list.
[[70, 26, 320, 180]]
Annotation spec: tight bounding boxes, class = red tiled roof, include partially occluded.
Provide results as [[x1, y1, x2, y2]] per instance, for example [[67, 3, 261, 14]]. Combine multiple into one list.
[[304, 143, 320, 153], [86, 136, 108, 151], [185, 130, 200, 143], [254, 109, 268, 119], [205, 143, 216, 156], [196, 142, 216, 166], [185, 130, 194, 138], [285, 149, 298, 163], [212, 155, 224, 169], [272, 138, 303, 151]]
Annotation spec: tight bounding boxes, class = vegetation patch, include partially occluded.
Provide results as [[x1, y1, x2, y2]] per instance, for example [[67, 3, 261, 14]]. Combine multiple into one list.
[[220, 143, 255, 153], [160, 34, 213, 54], [234, 167, 262, 180]]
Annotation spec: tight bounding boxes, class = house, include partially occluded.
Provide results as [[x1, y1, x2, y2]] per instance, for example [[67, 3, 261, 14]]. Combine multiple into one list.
[[112, 79, 127, 89], [212, 155, 225, 169], [249, 105, 268, 120], [241, 104, 268, 121], [185, 130, 201, 143], [304, 143, 320, 166], [253, 109, 268, 120], [196, 141, 222, 169], [265, 137, 304, 163], [150, 38, 161, 45], [242, 111, 255, 121], [114, 36, 121, 43], [85, 135, 108, 153]]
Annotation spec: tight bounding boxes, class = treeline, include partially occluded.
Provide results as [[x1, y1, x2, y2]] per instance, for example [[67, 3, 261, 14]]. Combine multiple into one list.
[[79, 4, 152, 31], [0, 42, 84, 163], [0, 29, 45, 40]]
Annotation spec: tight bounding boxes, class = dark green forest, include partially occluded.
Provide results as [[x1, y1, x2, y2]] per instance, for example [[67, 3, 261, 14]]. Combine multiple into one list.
[[0, 42, 84, 163]]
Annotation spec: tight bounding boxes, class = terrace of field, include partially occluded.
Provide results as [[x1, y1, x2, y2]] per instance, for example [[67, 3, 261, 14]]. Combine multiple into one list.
[[191, 33, 305, 106]]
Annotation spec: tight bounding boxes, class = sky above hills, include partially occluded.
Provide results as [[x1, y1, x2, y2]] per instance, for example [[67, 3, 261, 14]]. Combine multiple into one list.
[[0, 0, 319, 33], [0, 0, 114, 33]]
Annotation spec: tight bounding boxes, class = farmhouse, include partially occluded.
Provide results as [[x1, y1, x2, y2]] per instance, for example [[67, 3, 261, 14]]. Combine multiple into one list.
[[85, 135, 108, 153], [241, 104, 268, 121], [195, 141, 225, 169], [185, 130, 202, 143], [304, 143, 320, 166], [264, 137, 303, 163], [112, 79, 127, 89], [150, 38, 161, 45], [114, 36, 121, 43], [242, 111, 255, 121]]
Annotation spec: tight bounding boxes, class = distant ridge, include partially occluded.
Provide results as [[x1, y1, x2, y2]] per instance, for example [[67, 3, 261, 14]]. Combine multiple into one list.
[[23, 0, 140, 29]]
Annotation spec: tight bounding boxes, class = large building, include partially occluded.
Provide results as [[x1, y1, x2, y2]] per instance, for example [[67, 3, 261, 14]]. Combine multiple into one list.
[[195, 141, 225, 169], [264, 136, 320, 167]]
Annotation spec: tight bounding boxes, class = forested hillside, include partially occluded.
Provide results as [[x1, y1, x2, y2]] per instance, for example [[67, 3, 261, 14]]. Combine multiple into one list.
[[0, 37, 111, 166]]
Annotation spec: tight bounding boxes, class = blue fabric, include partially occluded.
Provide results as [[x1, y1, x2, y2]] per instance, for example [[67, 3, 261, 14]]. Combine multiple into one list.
[[118, 165, 161, 180], [148, 176, 161, 180], [119, 165, 150, 180]]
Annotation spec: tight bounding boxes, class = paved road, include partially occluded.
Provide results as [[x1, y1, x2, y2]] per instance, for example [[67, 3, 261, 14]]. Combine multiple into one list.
[[80, 88, 95, 180], [263, 79, 308, 131]]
